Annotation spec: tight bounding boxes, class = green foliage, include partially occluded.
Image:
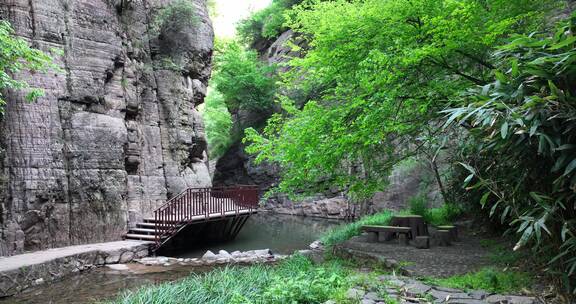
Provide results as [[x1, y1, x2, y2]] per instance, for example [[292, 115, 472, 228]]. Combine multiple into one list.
[[245, 0, 558, 199], [407, 195, 461, 226], [0, 20, 54, 113], [237, 0, 303, 46], [321, 211, 394, 248], [426, 205, 461, 226], [212, 41, 277, 113], [152, 0, 198, 35], [408, 195, 429, 221], [201, 88, 233, 159], [424, 268, 532, 294], [108, 255, 351, 304], [444, 15, 576, 293]]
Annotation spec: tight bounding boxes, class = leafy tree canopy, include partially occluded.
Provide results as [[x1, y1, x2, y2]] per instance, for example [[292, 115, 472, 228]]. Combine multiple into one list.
[[212, 41, 277, 113], [201, 88, 233, 159], [237, 0, 305, 47], [244, 0, 560, 200]]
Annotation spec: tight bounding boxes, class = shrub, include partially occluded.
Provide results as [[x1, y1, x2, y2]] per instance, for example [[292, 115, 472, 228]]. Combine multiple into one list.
[[409, 195, 461, 226], [321, 211, 394, 248], [408, 195, 429, 220], [152, 0, 198, 35]]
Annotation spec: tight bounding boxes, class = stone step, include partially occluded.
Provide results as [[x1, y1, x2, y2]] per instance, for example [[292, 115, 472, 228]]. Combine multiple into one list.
[[136, 222, 170, 229], [125, 234, 157, 241], [129, 228, 156, 235], [143, 218, 182, 224]]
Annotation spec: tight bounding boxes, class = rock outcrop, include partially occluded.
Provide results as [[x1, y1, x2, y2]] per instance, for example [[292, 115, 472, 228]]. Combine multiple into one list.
[[0, 0, 214, 256]]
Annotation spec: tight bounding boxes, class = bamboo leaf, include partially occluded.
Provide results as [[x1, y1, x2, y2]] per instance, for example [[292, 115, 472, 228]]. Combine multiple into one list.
[[501, 121, 508, 139]]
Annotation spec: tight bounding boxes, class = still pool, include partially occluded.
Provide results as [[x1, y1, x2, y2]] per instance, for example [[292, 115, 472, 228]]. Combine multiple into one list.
[[0, 213, 341, 304]]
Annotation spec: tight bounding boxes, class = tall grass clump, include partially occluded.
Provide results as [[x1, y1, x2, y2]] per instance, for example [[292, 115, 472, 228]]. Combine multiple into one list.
[[108, 254, 352, 304], [409, 195, 461, 226], [321, 211, 394, 248]]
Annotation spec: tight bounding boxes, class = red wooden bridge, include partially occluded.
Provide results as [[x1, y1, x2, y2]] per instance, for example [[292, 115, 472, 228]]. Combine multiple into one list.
[[125, 185, 260, 250]]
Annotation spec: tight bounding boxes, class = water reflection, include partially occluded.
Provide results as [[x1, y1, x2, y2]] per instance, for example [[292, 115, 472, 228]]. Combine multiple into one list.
[[175, 212, 341, 257]]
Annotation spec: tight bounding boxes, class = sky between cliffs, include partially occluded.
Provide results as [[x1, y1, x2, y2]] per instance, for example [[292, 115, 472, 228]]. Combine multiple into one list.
[[212, 0, 272, 38]]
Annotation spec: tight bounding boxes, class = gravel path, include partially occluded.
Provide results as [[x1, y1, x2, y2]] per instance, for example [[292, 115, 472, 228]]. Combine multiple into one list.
[[336, 229, 494, 278]]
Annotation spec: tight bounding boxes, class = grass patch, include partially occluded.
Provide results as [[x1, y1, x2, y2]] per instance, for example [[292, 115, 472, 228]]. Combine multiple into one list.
[[320, 210, 394, 248], [107, 254, 354, 304], [408, 195, 461, 226], [479, 239, 525, 267], [423, 267, 532, 294]]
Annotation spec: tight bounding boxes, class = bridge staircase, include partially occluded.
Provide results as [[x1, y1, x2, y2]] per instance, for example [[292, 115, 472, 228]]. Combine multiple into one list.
[[125, 185, 259, 251]]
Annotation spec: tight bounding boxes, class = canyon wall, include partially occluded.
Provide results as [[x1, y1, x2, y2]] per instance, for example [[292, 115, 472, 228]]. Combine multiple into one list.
[[0, 0, 214, 256]]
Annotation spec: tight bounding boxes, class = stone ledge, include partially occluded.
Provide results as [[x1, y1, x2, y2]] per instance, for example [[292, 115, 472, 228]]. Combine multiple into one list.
[[0, 240, 151, 297]]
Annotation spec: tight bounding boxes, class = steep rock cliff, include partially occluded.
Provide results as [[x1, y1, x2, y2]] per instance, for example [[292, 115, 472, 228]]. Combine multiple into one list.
[[212, 30, 307, 192], [0, 0, 213, 256]]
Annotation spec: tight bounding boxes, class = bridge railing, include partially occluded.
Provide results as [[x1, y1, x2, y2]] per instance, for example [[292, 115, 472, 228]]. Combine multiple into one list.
[[153, 185, 260, 248]]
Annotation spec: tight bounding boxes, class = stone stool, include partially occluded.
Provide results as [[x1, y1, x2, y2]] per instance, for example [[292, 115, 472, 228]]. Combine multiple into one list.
[[398, 233, 409, 245], [414, 236, 430, 249], [437, 225, 459, 242], [362, 232, 378, 243], [437, 230, 452, 246]]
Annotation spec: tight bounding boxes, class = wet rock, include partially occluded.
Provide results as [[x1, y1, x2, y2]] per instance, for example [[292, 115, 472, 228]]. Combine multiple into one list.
[[106, 264, 130, 271], [364, 291, 382, 301], [346, 288, 366, 300], [404, 282, 432, 297], [310, 240, 324, 250], [468, 290, 489, 300], [202, 250, 218, 260], [436, 286, 464, 293], [218, 250, 233, 260], [253, 249, 272, 257], [447, 299, 489, 304], [379, 275, 406, 288], [485, 295, 536, 304], [119, 251, 135, 263]]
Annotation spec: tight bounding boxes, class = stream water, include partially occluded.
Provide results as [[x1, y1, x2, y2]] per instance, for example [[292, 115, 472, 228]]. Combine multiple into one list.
[[0, 213, 340, 304]]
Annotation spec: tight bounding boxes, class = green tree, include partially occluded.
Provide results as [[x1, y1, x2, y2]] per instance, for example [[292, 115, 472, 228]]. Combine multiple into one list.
[[201, 88, 233, 159], [237, 0, 305, 47], [0, 20, 54, 114], [212, 41, 277, 113], [244, 0, 559, 200]]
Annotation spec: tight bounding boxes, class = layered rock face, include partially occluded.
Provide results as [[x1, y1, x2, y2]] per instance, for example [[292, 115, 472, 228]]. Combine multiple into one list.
[[0, 0, 213, 256]]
